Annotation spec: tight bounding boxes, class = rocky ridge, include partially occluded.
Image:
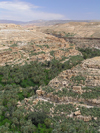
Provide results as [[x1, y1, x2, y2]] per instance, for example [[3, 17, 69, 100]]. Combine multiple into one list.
[[0, 24, 81, 66], [37, 22, 100, 38]]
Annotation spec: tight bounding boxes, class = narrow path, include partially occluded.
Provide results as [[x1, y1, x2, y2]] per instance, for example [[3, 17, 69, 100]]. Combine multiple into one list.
[[37, 96, 95, 108]]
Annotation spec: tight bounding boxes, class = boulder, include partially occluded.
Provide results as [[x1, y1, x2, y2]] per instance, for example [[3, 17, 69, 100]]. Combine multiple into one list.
[[74, 110, 81, 116], [33, 99, 39, 105], [94, 117, 97, 121], [62, 81, 68, 87], [17, 101, 21, 105], [36, 90, 42, 96], [41, 90, 45, 95]]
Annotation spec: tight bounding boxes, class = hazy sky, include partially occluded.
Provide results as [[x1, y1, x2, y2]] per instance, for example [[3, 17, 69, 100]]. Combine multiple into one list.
[[0, 0, 100, 21]]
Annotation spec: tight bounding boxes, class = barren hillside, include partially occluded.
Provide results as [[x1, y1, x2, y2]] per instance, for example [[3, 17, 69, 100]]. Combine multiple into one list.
[[36, 22, 100, 38]]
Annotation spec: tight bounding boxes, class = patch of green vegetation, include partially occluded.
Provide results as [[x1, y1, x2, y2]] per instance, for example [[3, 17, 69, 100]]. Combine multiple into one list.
[[79, 106, 100, 117], [29, 51, 45, 56], [71, 75, 86, 85], [82, 86, 100, 91], [50, 50, 55, 56], [34, 101, 53, 114], [36, 45, 43, 48], [69, 43, 74, 46], [54, 104, 76, 114], [68, 47, 73, 50], [0, 85, 52, 132], [62, 55, 83, 70], [60, 48, 69, 52], [8, 48, 12, 51], [0, 55, 83, 91], [78, 48, 100, 59], [10, 43, 18, 47], [60, 56, 69, 61], [13, 52, 17, 54], [64, 32, 75, 37], [82, 91, 100, 99], [42, 86, 54, 93], [43, 44, 50, 48], [53, 88, 79, 98], [81, 86, 100, 99], [7, 55, 82, 88], [0, 75, 3, 84]]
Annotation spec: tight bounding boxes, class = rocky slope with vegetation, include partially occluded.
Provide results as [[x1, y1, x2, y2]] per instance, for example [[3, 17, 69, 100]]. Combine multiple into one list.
[[0, 22, 100, 132], [0, 24, 81, 66]]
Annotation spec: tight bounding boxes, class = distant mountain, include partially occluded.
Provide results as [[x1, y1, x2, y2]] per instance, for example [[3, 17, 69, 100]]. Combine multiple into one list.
[[0, 19, 96, 26], [23, 20, 92, 26], [0, 20, 25, 25]]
